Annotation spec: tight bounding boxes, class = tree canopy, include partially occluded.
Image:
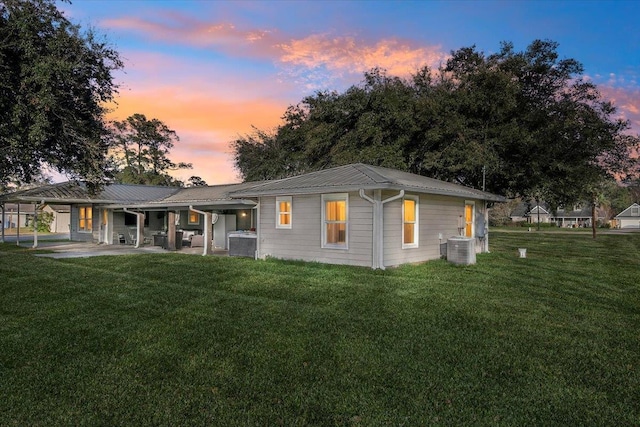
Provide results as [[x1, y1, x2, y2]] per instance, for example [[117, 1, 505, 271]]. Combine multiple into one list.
[[108, 113, 193, 186], [0, 0, 123, 190], [232, 40, 639, 210]]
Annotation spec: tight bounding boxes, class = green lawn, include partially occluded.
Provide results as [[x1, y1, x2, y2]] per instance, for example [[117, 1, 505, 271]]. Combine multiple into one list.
[[1, 232, 639, 426]]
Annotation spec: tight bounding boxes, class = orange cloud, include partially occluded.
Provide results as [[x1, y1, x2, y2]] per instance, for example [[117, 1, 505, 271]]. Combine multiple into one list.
[[278, 35, 447, 78], [103, 13, 448, 84]]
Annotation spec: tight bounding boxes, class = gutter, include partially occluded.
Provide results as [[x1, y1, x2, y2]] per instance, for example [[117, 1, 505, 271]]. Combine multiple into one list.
[[359, 189, 404, 270], [189, 206, 213, 256]]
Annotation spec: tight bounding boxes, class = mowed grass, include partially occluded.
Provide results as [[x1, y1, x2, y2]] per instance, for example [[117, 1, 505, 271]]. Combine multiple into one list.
[[0, 232, 639, 426]]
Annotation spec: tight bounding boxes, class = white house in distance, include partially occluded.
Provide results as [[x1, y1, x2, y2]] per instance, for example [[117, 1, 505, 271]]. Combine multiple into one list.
[[615, 203, 640, 229], [0, 163, 505, 269]]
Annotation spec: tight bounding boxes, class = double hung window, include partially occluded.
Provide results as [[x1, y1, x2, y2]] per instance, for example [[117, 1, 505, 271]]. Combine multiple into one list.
[[78, 206, 92, 232], [322, 194, 348, 248], [276, 196, 292, 229]]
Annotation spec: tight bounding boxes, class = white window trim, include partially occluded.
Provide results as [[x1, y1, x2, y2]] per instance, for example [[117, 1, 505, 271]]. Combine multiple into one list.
[[402, 196, 419, 249], [276, 196, 292, 229], [321, 193, 349, 250], [78, 205, 92, 233], [464, 200, 475, 238]]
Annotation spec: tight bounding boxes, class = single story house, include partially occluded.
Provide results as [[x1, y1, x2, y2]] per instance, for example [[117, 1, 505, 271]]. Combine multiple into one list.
[[510, 201, 602, 228], [1, 203, 36, 229], [0, 163, 504, 269], [615, 203, 640, 229]]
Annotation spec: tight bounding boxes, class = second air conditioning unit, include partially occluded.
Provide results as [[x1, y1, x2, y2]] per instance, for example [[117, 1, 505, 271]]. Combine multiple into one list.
[[447, 236, 476, 265]]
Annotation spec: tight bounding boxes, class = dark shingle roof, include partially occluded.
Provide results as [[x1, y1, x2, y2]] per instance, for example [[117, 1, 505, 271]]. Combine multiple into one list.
[[229, 163, 505, 202]]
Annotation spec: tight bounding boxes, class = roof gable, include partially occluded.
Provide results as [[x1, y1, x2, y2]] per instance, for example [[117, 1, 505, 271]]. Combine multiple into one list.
[[615, 203, 640, 218]]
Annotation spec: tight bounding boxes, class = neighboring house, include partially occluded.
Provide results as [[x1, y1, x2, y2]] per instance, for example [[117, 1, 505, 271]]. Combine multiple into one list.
[[0, 163, 504, 269], [1, 203, 36, 229], [510, 201, 601, 227], [43, 204, 71, 233], [615, 203, 640, 229]]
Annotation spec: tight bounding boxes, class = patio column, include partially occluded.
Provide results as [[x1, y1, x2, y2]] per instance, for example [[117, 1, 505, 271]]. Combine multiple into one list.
[[167, 211, 177, 250], [32, 202, 38, 249], [16, 203, 20, 246]]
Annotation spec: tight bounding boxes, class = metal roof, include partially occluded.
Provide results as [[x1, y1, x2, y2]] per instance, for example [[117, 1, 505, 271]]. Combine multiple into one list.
[[229, 163, 506, 202], [0, 181, 179, 204]]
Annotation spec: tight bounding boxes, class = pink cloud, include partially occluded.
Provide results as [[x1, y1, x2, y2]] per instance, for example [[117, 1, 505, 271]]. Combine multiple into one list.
[[103, 13, 448, 85], [599, 85, 640, 134], [278, 35, 447, 78]]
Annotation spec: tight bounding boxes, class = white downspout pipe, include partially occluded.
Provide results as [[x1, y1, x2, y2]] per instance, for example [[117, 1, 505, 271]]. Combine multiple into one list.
[[359, 189, 404, 270], [189, 206, 212, 256], [253, 201, 260, 260], [123, 208, 145, 248]]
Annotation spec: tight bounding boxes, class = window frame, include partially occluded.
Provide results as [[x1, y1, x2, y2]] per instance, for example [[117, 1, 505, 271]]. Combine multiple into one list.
[[321, 193, 349, 249], [78, 205, 93, 233], [464, 201, 475, 238], [402, 196, 419, 249], [276, 196, 292, 229], [188, 210, 200, 225]]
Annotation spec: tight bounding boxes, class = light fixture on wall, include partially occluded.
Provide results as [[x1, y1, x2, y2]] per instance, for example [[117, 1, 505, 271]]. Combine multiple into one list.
[[241, 212, 247, 217]]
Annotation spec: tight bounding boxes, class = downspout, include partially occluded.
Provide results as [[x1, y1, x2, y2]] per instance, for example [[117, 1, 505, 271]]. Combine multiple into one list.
[[253, 201, 260, 260], [123, 208, 145, 248], [189, 206, 212, 256], [359, 189, 405, 270]]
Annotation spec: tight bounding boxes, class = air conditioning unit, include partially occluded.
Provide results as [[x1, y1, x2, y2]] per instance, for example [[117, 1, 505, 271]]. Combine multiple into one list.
[[447, 236, 476, 265]]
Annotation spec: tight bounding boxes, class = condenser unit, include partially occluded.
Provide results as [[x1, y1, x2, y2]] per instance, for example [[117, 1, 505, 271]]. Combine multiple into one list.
[[446, 236, 476, 265]]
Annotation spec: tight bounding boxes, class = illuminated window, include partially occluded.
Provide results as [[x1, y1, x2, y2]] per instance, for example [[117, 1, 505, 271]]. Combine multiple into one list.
[[78, 206, 92, 232], [322, 194, 348, 248], [188, 210, 200, 225], [276, 196, 292, 229], [402, 196, 419, 248], [464, 202, 475, 237]]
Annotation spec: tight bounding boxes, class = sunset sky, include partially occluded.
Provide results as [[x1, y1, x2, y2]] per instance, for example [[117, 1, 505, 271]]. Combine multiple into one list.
[[63, 0, 640, 185]]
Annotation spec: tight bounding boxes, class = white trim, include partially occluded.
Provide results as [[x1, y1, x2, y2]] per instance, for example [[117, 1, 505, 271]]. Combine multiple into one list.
[[402, 196, 419, 249], [275, 196, 292, 229], [321, 193, 348, 250]]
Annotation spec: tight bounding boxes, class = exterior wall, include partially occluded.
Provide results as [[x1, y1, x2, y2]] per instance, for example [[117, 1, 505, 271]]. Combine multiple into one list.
[[383, 193, 465, 268], [258, 192, 373, 267], [44, 206, 70, 233]]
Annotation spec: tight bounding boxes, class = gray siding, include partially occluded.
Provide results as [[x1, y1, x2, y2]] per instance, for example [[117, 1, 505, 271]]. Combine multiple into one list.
[[258, 192, 373, 267], [383, 194, 484, 268]]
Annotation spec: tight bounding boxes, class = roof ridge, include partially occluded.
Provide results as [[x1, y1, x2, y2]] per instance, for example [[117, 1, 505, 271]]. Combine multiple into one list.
[[352, 163, 392, 184]]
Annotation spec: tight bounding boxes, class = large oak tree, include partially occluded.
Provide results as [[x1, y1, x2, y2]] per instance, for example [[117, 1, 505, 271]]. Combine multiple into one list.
[[0, 0, 123, 190], [233, 40, 639, 234]]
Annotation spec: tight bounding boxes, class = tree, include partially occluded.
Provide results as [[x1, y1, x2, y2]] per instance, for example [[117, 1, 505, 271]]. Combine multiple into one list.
[[108, 113, 192, 186], [232, 39, 639, 239], [0, 0, 123, 190], [187, 176, 207, 187]]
